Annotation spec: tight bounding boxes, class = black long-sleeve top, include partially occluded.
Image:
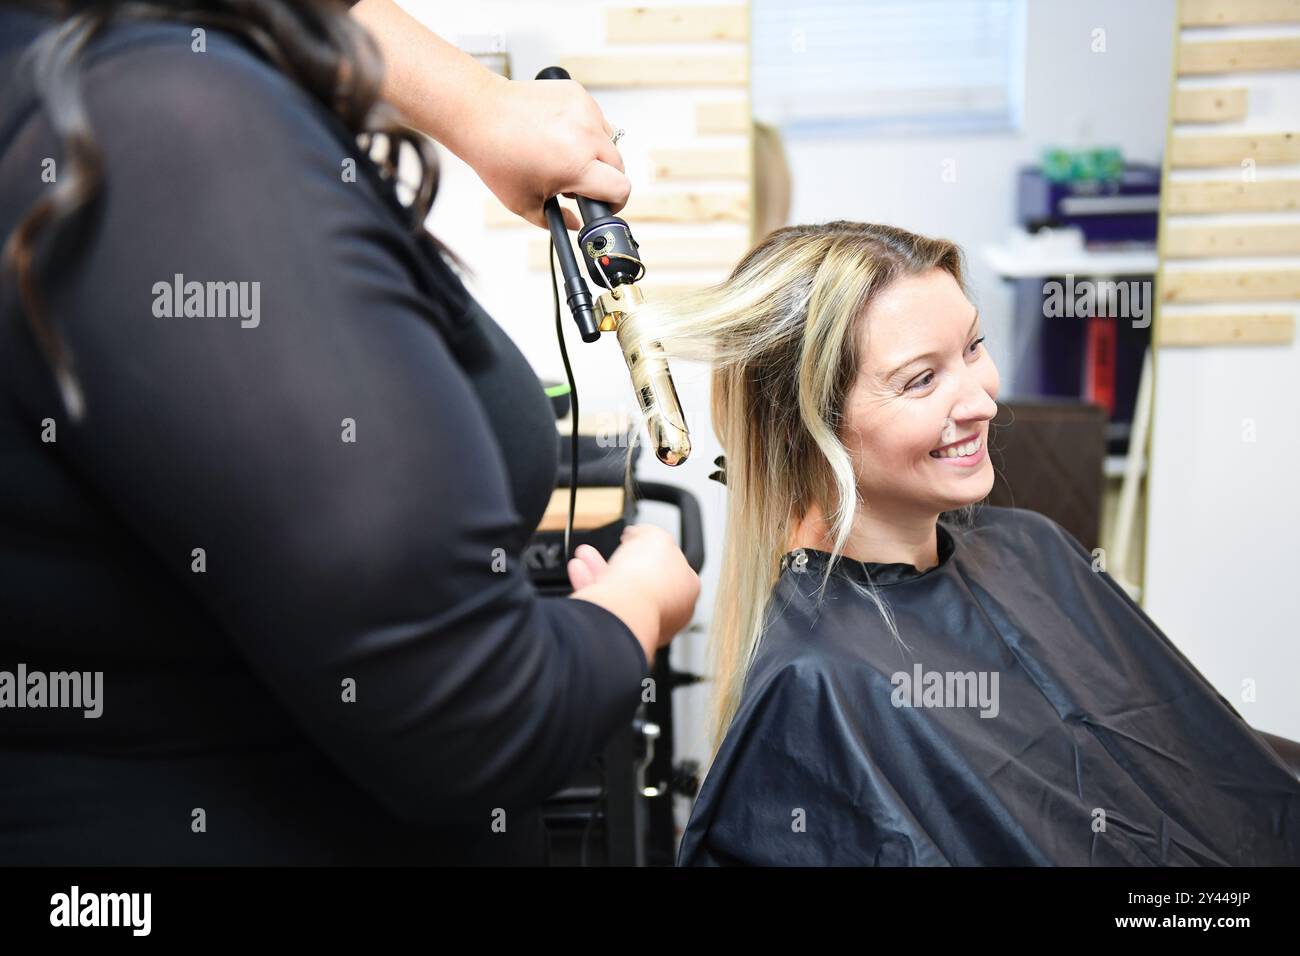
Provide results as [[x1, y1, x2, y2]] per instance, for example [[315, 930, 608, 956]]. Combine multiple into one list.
[[0, 8, 647, 864]]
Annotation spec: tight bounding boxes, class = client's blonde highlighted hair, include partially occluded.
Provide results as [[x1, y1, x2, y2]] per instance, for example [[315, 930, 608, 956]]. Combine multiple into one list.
[[619, 221, 970, 755]]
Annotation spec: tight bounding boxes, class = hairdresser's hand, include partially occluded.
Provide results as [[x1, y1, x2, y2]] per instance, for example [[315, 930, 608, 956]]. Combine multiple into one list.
[[451, 75, 631, 231], [350, 1, 629, 231], [567, 525, 699, 667]]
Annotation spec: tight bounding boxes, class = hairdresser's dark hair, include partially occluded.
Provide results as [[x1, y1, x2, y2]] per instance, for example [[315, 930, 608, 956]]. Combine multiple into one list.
[[3, 0, 455, 421]]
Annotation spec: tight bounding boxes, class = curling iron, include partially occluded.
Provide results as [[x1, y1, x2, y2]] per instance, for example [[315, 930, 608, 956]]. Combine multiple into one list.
[[535, 66, 691, 467]]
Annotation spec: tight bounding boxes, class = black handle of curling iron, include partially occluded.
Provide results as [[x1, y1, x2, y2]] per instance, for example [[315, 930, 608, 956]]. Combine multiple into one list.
[[535, 66, 600, 343], [536, 67, 614, 224]]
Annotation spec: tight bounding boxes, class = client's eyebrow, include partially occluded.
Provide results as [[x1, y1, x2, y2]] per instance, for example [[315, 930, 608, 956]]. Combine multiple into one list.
[[883, 311, 980, 381]]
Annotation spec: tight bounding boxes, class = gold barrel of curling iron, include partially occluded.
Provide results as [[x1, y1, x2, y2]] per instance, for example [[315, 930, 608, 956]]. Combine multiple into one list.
[[594, 283, 691, 467]]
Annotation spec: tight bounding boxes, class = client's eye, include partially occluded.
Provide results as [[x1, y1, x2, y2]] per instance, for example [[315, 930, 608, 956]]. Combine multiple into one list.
[[903, 336, 986, 393]]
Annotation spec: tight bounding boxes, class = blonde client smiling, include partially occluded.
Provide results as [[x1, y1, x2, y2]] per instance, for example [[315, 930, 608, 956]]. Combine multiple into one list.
[[618, 221, 1300, 867]]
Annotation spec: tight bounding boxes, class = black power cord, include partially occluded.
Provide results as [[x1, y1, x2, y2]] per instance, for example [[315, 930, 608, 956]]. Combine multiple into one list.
[[551, 237, 610, 867], [549, 237, 580, 561]]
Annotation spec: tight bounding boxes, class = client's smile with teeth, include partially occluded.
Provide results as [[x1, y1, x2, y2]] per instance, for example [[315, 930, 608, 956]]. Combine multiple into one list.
[[929, 434, 982, 458]]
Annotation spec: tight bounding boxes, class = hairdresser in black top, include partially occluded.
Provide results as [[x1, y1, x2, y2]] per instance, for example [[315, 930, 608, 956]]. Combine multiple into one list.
[[0, 0, 700, 864]]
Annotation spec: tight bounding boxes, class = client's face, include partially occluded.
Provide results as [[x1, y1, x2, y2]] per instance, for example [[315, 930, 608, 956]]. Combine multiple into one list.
[[839, 268, 1000, 515]]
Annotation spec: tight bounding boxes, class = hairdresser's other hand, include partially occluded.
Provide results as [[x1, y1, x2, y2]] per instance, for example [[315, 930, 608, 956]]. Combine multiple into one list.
[[566, 543, 609, 591], [605, 525, 700, 643], [567, 525, 699, 667], [447, 75, 630, 231]]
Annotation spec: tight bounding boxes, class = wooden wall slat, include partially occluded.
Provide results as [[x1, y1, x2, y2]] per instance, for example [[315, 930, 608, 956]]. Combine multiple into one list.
[[650, 147, 750, 179], [1178, 37, 1300, 74], [1166, 178, 1300, 213], [1164, 223, 1300, 257], [1172, 87, 1249, 122], [1159, 267, 1300, 301], [607, 5, 748, 42], [1155, 310, 1295, 345], [696, 100, 749, 133], [1179, 0, 1300, 26], [560, 54, 746, 87], [1170, 132, 1300, 166]]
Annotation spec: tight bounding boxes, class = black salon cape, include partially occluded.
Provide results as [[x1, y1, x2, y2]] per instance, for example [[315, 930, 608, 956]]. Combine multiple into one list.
[[678, 505, 1300, 866]]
